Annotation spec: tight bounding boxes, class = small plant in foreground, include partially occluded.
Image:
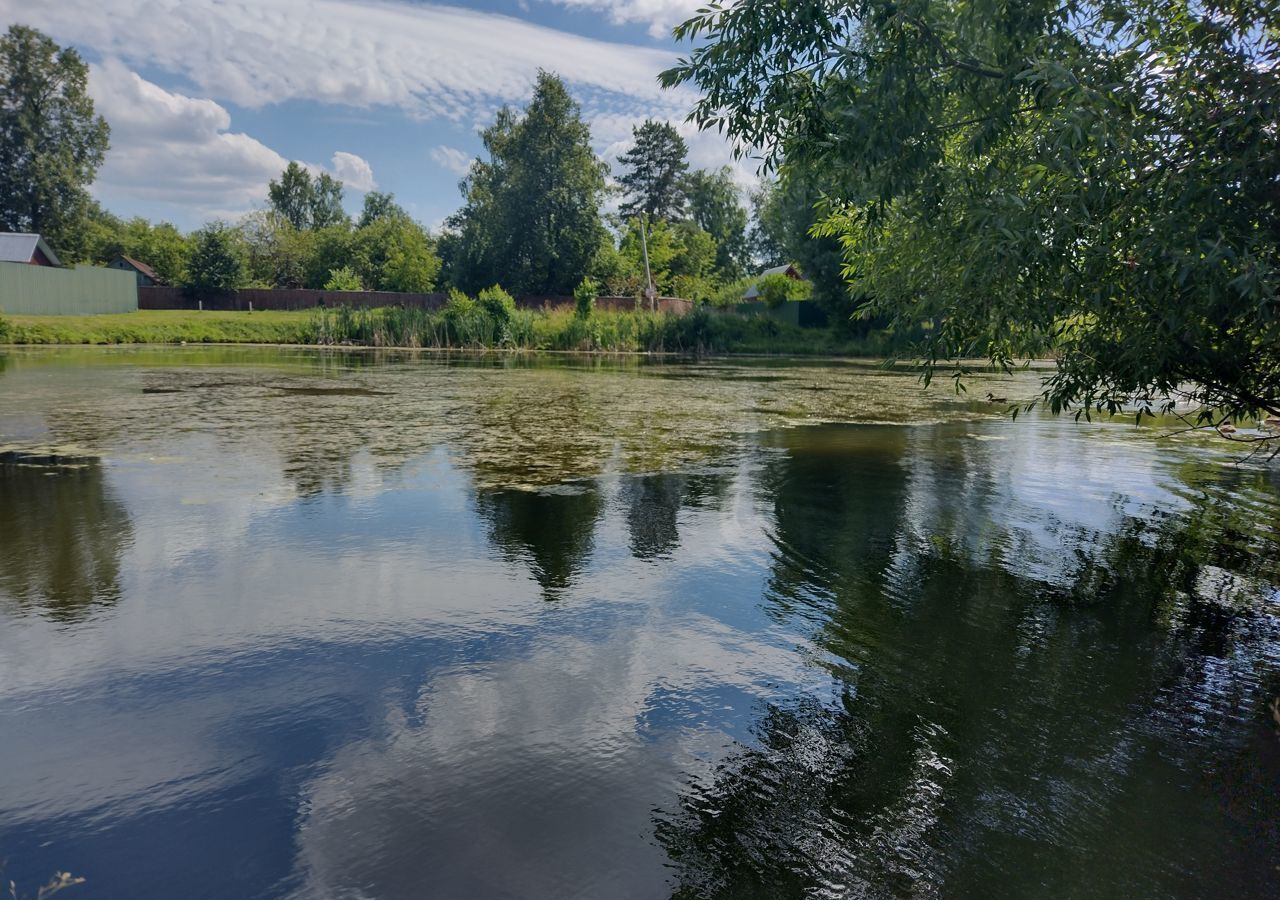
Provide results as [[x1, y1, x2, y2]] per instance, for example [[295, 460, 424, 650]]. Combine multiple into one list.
[[574, 277, 597, 320], [323, 266, 364, 292]]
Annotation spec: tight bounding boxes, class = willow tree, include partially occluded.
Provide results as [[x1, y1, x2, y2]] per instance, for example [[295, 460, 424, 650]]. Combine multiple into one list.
[[663, 0, 1280, 422]]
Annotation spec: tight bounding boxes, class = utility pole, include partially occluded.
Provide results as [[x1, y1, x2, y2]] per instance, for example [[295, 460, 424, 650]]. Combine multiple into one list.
[[639, 213, 656, 312]]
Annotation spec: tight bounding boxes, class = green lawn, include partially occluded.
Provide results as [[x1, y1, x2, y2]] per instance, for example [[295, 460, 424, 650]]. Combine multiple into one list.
[[0, 309, 318, 345]]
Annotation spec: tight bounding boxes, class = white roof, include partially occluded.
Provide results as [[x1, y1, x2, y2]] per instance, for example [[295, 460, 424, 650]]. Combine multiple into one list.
[[0, 232, 61, 267]]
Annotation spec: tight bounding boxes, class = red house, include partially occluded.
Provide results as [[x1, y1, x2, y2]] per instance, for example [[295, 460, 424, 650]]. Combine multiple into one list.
[[0, 232, 62, 267]]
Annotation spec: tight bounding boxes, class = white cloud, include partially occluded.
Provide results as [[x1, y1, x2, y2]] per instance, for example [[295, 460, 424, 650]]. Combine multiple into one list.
[[87, 59, 290, 220], [541, 0, 705, 38], [330, 151, 377, 192], [429, 145, 473, 176], [87, 60, 377, 223], [7, 0, 696, 122], [590, 111, 759, 193]]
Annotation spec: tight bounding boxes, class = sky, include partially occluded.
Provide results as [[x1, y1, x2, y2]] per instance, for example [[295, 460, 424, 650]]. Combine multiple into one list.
[[0, 0, 748, 232]]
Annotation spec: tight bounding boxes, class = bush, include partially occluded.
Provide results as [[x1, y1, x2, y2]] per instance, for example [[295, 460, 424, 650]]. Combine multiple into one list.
[[574, 277, 597, 320], [443, 288, 490, 346], [477, 285, 516, 342], [756, 272, 811, 308], [323, 265, 364, 291], [184, 222, 247, 295]]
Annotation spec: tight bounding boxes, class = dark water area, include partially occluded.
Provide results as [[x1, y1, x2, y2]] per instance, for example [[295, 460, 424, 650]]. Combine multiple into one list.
[[0, 347, 1276, 899]]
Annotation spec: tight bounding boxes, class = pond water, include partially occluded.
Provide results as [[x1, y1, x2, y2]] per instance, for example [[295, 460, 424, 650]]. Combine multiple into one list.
[[0, 347, 1276, 899]]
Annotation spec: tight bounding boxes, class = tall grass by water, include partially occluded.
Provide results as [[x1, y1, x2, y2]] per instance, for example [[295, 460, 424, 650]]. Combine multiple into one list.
[[0, 306, 891, 356], [310, 303, 890, 355]]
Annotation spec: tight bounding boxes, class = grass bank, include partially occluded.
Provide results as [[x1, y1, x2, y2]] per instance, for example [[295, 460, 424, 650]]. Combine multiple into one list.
[[0, 307, 892, 356]]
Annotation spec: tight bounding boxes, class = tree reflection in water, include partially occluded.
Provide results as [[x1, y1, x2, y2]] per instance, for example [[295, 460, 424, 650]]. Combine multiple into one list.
[[658, 430, 1280, 899], [474, 484, 603, 600], [0, 454, 132, 622]]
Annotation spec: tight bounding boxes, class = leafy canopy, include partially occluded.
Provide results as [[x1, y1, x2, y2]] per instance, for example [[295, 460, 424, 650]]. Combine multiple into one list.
[[664, 0, 1280, 421], [684, 166, 750, 280], [0, 25, 109, 253], [752, 173, 851, 321], [442, 71, 608, 295], [268, 162, 350, 231], [185, 222, 247, 294]]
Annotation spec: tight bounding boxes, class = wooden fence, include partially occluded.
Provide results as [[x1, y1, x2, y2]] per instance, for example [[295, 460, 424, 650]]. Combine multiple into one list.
[[139, 287, 693, 316]]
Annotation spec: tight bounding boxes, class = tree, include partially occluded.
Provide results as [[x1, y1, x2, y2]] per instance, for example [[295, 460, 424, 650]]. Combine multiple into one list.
[[443, 71, 607, 295], [358, 191, 405, 228], [267, 162, 314, 230], [351, 215, 440, 292], [324, 266, 363, 291], [611, 217, 718, 300], [664, 0, 1280, 422], [310, 172, 348, 229], [302, 225, 356, 289], [0, 26, 109, 254], [90, 217, 191, 284], [752, 174, 853, 321], [239, 210, 313, 288], [267, 163, 349, 230], [685, 166, 749, 280], [184, 222, 246, 294], [617, 120, 689, 222]]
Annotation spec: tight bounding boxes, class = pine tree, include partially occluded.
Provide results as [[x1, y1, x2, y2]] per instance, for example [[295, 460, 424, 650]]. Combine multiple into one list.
[[617, 120, 688, 222]]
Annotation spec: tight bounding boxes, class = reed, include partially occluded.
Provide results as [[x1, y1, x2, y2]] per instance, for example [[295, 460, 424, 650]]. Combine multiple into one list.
[[0, 306, 894, 356]]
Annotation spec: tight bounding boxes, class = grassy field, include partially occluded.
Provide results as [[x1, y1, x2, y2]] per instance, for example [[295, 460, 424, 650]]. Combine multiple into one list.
[[0, 309, 316, 345], [0, 307, 892, 356]]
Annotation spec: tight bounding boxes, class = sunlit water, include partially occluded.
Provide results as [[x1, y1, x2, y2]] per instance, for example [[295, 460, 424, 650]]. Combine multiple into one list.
[[0, 347, 1276, 899]]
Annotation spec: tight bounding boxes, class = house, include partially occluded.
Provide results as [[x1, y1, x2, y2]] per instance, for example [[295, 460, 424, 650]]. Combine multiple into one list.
[[109, 255, 164, 286], [0, 232, 62, 267], [742, 262, 804, 300]]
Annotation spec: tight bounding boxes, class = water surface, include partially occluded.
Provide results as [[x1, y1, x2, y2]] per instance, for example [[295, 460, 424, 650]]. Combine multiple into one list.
[[0, 347, 1276, 898]]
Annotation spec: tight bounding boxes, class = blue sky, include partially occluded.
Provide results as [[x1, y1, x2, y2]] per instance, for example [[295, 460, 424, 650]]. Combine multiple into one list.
[[1, 0, 747, 231]]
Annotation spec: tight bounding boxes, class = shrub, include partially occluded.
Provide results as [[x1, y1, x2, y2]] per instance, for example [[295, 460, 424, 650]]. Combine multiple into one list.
[[756, 272, 811, 308], [323, 265, 364, 291], [184, 222, 247, 295], [444, 288, 490, 346], [574, 277, 598, 320], [477, 285, 517, 343]]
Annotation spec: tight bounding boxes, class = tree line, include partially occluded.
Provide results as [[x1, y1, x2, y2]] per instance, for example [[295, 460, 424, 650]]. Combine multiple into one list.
[[2, 26, 846, 308], [9, 6, 1272, 426]]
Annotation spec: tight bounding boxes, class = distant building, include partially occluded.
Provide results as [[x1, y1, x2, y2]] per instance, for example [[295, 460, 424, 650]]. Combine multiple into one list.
[[742, 262, 804, 300], [109, 255, 164, 286], [0, 232, 62, 268]]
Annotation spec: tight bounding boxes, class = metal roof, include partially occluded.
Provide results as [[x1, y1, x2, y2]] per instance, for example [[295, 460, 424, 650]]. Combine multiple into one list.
[[761, 263, 802, 278], [0, 232, 61, 267], [118, 254, 162, 283]]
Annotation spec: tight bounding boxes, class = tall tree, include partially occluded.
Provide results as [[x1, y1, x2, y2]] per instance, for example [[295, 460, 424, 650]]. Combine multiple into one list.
[[685, 166, 749, 280], [664, 0, 1280, 422], [267, 162, 314, 230], [358, 191, 406, 228], [309, 172, 348, 229], [617, 120, 689, 221], [752, 174, 851, 320], [184, 222, 246, 294], [351, 216, 440, 292], [0, 26, 109, 253], [267, 163, 349, 230], [443, 71, 607, 295]]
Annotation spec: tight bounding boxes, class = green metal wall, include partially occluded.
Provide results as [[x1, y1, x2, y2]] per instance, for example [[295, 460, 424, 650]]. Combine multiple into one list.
[[736, 300, 802, 326], [0, 264, 137, 315]]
